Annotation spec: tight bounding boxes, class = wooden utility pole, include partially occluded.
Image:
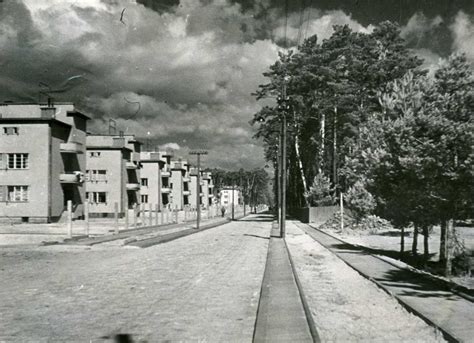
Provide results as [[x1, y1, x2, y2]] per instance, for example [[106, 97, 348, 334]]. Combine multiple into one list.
[[278, 79, 289, 239], [190, 150, 208, 230], [231, 184, 235, 220]]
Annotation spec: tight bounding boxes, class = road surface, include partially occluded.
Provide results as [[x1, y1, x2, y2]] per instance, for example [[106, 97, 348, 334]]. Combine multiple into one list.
[[0, 214, 271, 342]]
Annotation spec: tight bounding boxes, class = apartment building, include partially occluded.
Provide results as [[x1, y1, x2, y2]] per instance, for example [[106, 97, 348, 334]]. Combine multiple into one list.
[[159, 151, 173, 209], [201, 172, 215, 207], [170, 159, 191, 210], [140, 151, 170, 210], [85, 134, 141, 217], [220, 187, 240, 207], [0, 102, 89, 222]]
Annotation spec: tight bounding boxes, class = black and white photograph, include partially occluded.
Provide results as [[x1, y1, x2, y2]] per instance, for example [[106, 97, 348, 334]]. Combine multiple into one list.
[[0, 0, 473, 341]]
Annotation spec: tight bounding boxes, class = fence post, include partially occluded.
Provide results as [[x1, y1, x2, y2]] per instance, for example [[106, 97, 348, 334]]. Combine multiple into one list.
[[133, 203, 137, 229], [67, 200, 72, 238], [175, 205, 178, 223], [114, 202, 119, 234], [340, 192, 344, 232], [148, 203, 153, 226], [84, 198, 89, 236], [125, 205, 129, 230], [160, 209, 164, 225], [155, 204, 159, 226]]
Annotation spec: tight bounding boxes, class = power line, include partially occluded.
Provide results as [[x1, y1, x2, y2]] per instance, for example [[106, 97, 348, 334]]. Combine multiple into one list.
[[283, 0, 289, 50], [303, 0, 313, 43], [296, 0, 307, 47]]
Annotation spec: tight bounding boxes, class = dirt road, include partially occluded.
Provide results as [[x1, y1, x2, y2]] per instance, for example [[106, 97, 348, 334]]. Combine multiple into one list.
[[0, 215, 271, 342]]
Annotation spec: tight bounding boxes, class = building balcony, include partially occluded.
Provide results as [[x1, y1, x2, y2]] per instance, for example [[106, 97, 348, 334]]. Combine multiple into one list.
[[208, 184, 215, 188], [172, 162, 187, 170], [183, 177, 190, 182], [60, 172, 83, 184], [209, 194, 215, 198], [161, 187, 172, 193], [161, 166, 171, 177], [126, 183, 140, 191], [126, 161, 138, 169], [60, 142, 83, 154], [183, 190, 191, 195], [131, 152, 140, 163]]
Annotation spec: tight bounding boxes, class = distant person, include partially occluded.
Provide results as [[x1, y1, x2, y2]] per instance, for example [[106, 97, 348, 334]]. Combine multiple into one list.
[[221, 206, 226, 217]]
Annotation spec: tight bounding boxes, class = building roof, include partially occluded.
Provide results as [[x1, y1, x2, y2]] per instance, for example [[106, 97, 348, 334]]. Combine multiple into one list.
[[0, 117, 71, 128], [86, 145, 132, 151], [67, 110, 91, 120]]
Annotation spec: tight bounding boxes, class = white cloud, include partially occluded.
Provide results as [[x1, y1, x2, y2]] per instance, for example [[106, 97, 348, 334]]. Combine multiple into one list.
[[161, 143, 181, 150], [450, 11, 474, 62], [274, 9, 374, 46], [401, 12, 443, 42]]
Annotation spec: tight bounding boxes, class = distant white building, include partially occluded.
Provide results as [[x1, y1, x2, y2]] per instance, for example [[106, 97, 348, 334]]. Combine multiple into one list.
[[219, 187, 240, 207]]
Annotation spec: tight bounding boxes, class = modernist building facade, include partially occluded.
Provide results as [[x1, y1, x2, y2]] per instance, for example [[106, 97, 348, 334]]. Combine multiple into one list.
[[170, 159, 191, 210], [0, 103, 89, 222], [140, 151, 172, 210], [201, 172, 215, 207], [220, 187, 240, 207], [0, 103, 221, 222], [85, 134, 142, 217]]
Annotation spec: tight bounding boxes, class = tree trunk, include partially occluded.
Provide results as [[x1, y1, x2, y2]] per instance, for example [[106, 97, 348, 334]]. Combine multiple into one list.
[[294, 130, 309, 207], [445, 219, 454, 277], [333, 107, 338, 188], [319, 112, 325, 174], [439, 220, 447, 262], [412, 224, 418, 256], [400, 226, 405, 258], [422, 225, 429, 265]]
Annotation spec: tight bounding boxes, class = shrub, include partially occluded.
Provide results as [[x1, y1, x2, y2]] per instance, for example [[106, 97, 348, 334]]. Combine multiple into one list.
[[305, 173, 334, 207], [345, 180, 376, 222]]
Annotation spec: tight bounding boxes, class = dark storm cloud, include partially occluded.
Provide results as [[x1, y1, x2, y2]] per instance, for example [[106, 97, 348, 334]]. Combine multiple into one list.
[[1, 0, 473, 169]]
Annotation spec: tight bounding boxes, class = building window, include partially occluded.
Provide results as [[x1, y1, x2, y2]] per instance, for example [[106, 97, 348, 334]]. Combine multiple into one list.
[[7, 186, 28, 202], [141, 178, 148, 186], [89, 152, 101, 158], [7, 153, 28, 169], [3, 127, 19, 135], [86, 192, 107, 204], [141, 194, 148, 203], [86, 169, 107, 182]]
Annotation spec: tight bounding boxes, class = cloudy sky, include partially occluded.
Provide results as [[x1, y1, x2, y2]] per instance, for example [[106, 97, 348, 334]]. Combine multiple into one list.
[[1, 0, 473, 169]]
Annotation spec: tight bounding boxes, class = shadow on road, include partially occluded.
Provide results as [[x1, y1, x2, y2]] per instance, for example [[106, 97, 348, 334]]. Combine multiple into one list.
[[377, 268, 468, 300], [330, 243, 474, 300], [238, 214, 274, 222], [243, 233, 270, 240]]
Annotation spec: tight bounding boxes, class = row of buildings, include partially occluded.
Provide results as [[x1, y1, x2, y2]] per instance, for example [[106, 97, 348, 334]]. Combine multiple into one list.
[[0, 102, 226, 223]]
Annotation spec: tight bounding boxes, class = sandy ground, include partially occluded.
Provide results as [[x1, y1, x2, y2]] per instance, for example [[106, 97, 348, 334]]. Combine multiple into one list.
[[0, 215, 270, 342], [285, 221, 446, 343]]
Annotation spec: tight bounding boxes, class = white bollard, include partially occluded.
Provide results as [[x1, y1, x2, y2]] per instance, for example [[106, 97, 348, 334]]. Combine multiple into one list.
[[67, 200, 73, 238]]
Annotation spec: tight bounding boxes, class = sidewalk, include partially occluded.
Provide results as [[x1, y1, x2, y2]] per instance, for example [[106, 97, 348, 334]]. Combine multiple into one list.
[[0, 210, 241, 246], [296, 221, 473, 342], [253, 223, 315, 342]]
